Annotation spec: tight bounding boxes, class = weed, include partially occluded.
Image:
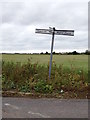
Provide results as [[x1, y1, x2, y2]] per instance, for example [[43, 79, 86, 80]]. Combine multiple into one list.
[[2, 60, 88, 93]]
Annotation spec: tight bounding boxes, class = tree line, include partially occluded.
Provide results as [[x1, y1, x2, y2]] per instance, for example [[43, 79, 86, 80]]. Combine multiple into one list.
[[2, 50, 90, 55], [40, 50, 90, 55]]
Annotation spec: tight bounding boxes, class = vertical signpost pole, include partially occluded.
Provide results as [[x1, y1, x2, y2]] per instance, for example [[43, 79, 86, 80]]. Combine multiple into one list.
[[49, 27, 55, 79]]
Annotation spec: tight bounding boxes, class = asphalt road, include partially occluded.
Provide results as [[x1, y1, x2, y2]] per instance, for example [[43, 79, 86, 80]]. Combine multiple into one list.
[[2, 97, 88, 118]]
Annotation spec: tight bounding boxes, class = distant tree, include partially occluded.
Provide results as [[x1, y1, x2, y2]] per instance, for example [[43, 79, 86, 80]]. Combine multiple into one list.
[[53, 51, 55, 54], [72, 51, 79, 55], [45, 51, 49, 54], [40, 52, 43, 54], [85, 50, 90, 55], [15, 53, 20, 54]]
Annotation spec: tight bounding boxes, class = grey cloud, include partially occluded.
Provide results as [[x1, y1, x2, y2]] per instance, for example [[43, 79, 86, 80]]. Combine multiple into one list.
[[2, 2, 87, 27], [2, 2, 24, 23], [1, 0, 88, 53]]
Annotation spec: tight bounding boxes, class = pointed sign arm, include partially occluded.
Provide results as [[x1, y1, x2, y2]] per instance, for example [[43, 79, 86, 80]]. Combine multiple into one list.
[[35, 28, 74, 36]]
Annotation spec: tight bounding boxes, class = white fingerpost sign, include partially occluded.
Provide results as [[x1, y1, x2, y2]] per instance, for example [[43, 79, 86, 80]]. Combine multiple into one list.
[[35, 27, 74, 79]]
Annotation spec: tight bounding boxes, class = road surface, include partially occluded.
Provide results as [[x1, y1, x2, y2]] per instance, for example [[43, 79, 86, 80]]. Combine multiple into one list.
[[2, 97, 88, 118]]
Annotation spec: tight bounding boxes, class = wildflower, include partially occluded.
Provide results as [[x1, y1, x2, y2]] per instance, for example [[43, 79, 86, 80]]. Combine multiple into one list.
[[60, 89, 64, 93]]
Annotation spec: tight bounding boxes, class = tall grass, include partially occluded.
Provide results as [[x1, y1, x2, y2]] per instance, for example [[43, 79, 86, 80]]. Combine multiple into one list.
[[2, 59, 88, 93]]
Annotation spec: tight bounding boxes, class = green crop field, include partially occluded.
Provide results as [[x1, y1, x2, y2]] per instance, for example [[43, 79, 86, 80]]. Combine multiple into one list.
[[2, 54, 88, 72]]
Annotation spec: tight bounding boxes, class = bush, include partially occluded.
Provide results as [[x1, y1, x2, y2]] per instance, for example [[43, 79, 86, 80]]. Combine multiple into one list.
[[2, 60, 88, 93]]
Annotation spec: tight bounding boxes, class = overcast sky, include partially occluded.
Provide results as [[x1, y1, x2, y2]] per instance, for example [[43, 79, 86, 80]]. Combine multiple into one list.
[[0, 0, 89, 53]]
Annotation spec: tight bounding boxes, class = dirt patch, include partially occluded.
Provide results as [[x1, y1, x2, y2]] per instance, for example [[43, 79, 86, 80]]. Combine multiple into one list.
[[2, 89, 88, 99]]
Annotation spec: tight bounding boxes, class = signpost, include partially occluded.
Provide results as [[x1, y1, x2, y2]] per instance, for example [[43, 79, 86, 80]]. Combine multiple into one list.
[[35, 27, 74, 79]]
